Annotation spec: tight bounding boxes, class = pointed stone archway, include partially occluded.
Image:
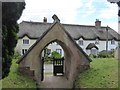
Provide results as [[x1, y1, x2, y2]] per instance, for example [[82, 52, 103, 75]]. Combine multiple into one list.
[[17, 15, 91, 88], [40, 39, 72, 79]]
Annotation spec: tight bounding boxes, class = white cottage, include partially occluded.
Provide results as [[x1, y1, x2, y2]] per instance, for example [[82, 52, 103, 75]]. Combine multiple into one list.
[[16, 19, 120, 57]]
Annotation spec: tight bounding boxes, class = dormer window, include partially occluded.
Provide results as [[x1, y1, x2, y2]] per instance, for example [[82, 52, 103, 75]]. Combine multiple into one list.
[[23, 39, 29, 44], [111, 39, 115, 45], [95, 38, 99, 44], [79, 40, 83, 46]]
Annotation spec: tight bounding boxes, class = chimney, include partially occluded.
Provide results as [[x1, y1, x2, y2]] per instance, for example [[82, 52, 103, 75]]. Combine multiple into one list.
[[95, 19, 101, 28], [43, 17, 47, 23]]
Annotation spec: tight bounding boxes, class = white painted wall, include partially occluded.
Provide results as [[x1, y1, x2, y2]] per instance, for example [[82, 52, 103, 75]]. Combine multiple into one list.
[[15, 36, 37, 55], [16, 36, 118, 56], [47, 42, 64, 57], [108, 40, 118, 50], [76, 38, 118, 55]]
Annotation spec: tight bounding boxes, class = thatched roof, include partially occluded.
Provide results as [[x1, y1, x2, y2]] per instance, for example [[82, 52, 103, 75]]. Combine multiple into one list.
[[86, 43, 98, 50], [17, 21, 92, 63], [18, 21, 120, 41]]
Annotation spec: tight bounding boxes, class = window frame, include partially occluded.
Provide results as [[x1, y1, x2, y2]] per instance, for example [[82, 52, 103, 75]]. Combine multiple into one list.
[[79, 40, 84, 46], [56, 49, 62, 55], [111, 39, 115, 45], [47, 49, 51, 55], [22, 49, 28, 55], [23, 39, 29, 45]]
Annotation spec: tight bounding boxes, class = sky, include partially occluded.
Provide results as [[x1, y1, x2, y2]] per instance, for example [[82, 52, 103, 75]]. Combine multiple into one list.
[[18, 0, 118, 32]]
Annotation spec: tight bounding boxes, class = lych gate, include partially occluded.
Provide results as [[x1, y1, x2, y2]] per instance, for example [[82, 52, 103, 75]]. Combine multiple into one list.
[[39, 38, 74, 81], [53, 57, 64, 76], [17, 15, 91, 88], [41, 47, 65, 81]]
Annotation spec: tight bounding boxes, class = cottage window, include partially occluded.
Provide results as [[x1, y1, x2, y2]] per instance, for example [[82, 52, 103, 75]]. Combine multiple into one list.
[[22, 49, 27, 55], [95, 39, 99, 44], [79, 40, 83, 45], [47, 49, 51, 55], [111, 39, 115, 45], [23, 39, 29, 44], [56, 49, 62, 55]]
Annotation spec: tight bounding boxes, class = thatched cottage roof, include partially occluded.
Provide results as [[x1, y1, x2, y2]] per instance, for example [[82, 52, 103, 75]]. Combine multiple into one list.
[[18, 21, 120, 41]]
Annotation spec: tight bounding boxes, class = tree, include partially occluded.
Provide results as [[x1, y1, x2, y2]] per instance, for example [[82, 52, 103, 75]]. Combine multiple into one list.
[[2, 2, 25, 79], [51, 51, 61, 59]]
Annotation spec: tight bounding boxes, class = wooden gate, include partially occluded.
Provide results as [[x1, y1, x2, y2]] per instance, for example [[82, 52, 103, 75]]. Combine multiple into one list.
[[41, 57, 44, 81], [53, 57, 64, 76]]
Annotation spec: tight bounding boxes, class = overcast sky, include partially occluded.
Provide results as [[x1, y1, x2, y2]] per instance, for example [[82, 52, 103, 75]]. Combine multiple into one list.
[[18, 0, 118, 32]]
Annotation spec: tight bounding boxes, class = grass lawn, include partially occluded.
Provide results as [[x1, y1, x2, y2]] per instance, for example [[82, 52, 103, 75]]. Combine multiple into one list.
[[1, 57, 119, 89], [2, 59, 37, 89], [75, 58, 119, 89]]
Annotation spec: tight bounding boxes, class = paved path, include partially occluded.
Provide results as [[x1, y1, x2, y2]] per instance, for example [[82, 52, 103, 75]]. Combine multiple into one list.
[[38, 64, 72, 89], [38, 75, 72, 89]]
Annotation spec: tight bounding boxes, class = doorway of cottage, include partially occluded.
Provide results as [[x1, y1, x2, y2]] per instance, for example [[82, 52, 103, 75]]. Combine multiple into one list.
[[41, 41, 65, 81]]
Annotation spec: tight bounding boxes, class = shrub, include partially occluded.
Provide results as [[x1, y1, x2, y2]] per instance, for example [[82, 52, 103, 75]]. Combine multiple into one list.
[[108, 49, 114, 58], [98, 50, 114, 58], [51, 51, 61, 59], [44, 57, 53, 64], [98, 50, 108, 58], [89, 54, 97, 58], [13, 51, 21, 59]]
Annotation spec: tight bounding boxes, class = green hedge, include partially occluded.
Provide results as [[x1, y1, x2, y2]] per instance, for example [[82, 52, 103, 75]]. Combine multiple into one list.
[[98, 50, 114, 58]]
